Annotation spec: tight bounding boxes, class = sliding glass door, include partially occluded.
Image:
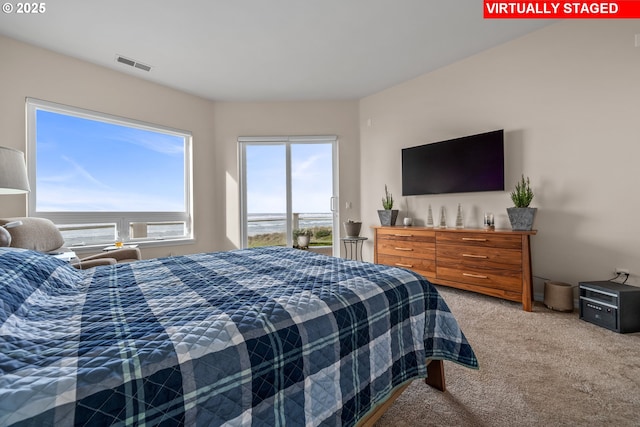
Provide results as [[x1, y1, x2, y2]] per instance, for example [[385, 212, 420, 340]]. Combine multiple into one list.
[[239, 136, 338, 256]]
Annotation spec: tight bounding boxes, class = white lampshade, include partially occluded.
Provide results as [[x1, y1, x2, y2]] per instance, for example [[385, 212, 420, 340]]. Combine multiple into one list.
[[0, 146, 30, 194]]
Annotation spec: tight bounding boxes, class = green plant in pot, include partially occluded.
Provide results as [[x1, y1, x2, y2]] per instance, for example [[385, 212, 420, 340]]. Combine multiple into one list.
[[507, 175, 537, 231], [293, 228, 313, 249], [377, 184, 399, 226]]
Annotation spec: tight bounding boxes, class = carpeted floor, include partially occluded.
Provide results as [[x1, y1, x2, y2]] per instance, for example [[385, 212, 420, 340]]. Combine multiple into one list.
[[375, 286, 640, 426]]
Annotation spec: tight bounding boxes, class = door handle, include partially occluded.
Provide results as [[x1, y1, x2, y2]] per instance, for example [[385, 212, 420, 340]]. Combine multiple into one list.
[[330, 196, 337, 212]]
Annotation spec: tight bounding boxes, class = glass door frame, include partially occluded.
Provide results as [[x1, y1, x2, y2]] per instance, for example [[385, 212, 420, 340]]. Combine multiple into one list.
[[238, 135, 339, 256]]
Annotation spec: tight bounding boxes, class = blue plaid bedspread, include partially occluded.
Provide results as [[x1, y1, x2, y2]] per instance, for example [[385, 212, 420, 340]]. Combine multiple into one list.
[[0, 246, 477, 426]]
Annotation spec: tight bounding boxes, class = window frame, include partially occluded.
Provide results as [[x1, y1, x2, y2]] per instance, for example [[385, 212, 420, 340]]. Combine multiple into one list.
[[26, 98, 194, 250], [238, 135, 339, 256]]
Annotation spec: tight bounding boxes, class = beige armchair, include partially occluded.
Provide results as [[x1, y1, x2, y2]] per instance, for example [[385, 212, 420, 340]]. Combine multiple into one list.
[[0, 217, 141, 269]]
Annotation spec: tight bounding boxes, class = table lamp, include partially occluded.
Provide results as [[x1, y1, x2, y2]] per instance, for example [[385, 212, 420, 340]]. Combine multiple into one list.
[[0, 146, 30, 247]]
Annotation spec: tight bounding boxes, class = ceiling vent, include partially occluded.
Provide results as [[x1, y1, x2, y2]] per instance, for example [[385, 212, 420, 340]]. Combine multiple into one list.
[[116, 55, 152, 72]]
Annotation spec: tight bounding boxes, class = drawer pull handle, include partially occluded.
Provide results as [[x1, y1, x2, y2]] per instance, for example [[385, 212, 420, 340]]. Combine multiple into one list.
[[463, 273, 488, 279], [393, 233, 413, 237], [462, 238, 487, 242], [462, 254, 487, 259], [394, 247, 413, 251], [395, 263, 413, 268]]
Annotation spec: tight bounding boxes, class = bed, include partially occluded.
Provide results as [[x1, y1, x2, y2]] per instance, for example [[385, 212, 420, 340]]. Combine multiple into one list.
[[0, 246, 477, 426]]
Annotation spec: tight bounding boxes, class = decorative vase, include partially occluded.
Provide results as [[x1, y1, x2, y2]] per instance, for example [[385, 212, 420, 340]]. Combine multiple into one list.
[[426, 205, 434, 228], [438, 206, 447, 228], [377, 209, 398, 226], [483, 212, 495, 230], [343, 221, 362, 237], [455, 203, 464, 229], [507, 207, 537, 231]]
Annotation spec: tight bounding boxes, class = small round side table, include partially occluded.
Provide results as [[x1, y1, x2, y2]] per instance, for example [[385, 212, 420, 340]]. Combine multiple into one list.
[[341, 236, 368, 261]]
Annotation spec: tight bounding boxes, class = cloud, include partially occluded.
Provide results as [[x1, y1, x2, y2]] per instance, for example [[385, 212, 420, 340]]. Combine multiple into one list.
[[114, 129, 185, 156], [62, 156, 113, 189], [36, 183, 184, 212], [37, 156, 183, 212], [292, 153, 326, 179]]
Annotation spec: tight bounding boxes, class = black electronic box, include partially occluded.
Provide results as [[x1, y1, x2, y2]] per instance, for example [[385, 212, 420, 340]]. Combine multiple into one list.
[[579, 281, 640, 333]]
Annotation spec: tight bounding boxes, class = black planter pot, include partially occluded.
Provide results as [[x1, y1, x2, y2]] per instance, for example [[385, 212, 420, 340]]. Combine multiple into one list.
[[377, 210, 399, 226]]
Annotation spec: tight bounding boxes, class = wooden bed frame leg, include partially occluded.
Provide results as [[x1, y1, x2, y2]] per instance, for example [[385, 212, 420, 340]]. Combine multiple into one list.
[[425, 359, 446, 392], [356, 359, 446, 426]]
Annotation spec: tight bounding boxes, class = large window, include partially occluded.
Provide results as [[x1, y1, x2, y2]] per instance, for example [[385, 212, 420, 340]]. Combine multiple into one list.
[[27, 98, 193, 248], [239, 136, 338, 256]]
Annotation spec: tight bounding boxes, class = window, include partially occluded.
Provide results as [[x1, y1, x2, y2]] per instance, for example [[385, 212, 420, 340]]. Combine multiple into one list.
[[239, 136, 338, 256], [26, 98, 193, 248]]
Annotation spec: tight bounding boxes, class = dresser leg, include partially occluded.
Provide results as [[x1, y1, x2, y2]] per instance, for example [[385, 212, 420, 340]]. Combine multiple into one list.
[[522, 235, 533, 312]]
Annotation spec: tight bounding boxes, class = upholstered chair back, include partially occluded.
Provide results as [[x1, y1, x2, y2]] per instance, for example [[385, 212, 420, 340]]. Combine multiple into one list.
[[0, 217, 142, 269], [0, 217, 65, 252]]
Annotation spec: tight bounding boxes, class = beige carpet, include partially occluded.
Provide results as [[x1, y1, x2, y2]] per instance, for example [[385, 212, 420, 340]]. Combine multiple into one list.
[[376, 286, 640, 426]]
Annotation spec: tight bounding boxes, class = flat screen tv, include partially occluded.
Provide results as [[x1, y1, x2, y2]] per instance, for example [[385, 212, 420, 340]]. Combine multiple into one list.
[[402, 129, 504, 196]]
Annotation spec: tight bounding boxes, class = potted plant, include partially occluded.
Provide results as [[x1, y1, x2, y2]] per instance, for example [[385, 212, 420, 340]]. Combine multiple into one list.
[[507, 175, 537, 231], [377, 184, 399, 226], [343, 219, 362, 237], [293, 228, 313, 249]]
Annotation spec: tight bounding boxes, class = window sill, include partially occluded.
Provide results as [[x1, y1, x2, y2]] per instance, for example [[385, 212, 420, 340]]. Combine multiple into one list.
[[69, 237, 196, 255]]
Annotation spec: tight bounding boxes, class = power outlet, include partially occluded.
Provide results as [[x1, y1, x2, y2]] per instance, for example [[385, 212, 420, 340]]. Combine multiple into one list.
[[616, 268, 630, 275]]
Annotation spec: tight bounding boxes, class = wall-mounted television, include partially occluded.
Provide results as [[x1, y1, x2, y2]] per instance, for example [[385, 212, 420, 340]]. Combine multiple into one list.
[[402, 129, 504, 196]]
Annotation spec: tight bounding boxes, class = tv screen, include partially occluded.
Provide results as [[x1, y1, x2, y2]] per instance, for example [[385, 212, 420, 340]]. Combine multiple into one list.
[[402, 129, 504, 196]]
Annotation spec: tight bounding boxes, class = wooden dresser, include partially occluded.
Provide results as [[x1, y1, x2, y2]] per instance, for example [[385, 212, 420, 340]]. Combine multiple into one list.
[[373, 226, 537, 311]]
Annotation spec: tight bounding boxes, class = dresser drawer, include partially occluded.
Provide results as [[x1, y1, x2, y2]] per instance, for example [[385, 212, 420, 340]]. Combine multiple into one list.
[[436, 244, 521, 271], [436, 231, 521, 249], [378, 254, 436, 278], [377, 227, 435, 241], [436, 265, 522, 293], [377, 240, 435, 259]]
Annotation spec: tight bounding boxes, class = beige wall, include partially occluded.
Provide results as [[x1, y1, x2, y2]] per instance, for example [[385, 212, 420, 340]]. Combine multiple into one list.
[[360, 20, 640, 294], [0, 35, 360, 258], [212, 100, 360, 253]]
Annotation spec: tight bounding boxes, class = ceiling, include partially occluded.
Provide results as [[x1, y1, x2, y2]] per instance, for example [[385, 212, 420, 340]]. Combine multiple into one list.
[[0, 1, 554, 101]]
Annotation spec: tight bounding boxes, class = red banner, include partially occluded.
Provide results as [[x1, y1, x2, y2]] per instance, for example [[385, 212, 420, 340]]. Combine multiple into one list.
[[484, 1, 640, 18]]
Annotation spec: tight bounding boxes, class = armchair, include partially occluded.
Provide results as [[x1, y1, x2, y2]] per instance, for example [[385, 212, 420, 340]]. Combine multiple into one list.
[[0, 217, 141, 269]]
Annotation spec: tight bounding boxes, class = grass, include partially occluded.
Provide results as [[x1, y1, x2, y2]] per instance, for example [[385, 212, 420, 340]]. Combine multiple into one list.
[[249, 226, 332, 248]]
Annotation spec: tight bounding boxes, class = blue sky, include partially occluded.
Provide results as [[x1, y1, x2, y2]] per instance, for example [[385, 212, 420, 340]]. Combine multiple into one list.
[[246, 143, 333, 214], [36, 110, 185, 212], [37, 110, 333, 215]]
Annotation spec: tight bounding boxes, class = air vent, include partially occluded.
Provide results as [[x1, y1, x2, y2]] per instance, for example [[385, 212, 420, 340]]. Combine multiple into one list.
[[134, 62, 151, 72], [115, 55, 152, 72]]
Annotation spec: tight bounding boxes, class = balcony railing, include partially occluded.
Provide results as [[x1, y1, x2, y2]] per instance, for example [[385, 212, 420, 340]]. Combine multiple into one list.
[[59, 221, 186, 247], [247, 213, 332, 248]]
